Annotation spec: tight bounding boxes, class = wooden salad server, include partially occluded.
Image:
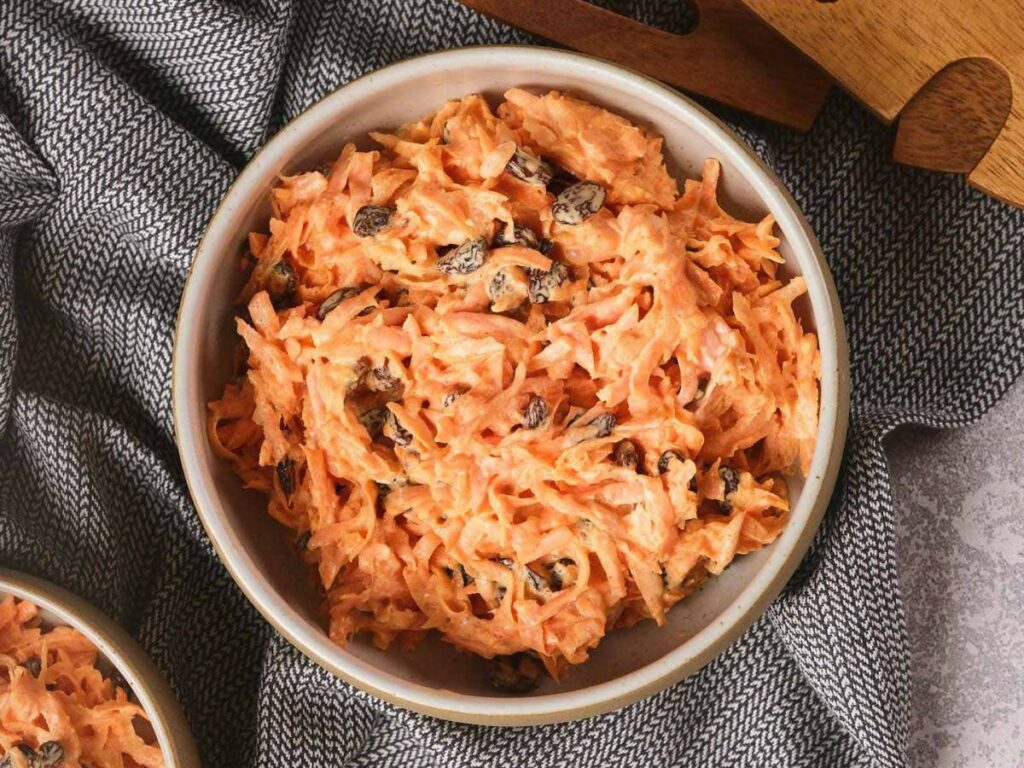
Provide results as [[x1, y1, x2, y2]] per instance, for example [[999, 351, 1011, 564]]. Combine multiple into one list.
[[740, 0, 1024, 208], [456, 0, 833, 131]]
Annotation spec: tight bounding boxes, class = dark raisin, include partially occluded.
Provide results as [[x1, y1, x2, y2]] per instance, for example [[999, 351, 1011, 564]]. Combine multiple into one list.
[[527, 261, 570, 304], [552, 181, 606, 225], [587, 413, 617, 439], [490, 653, 543, 693], [719, 466, 740, 511], [505, 148, 554, 186], [0, 746, 31, 768], [438, 238, 488, 275], [382, 410, 412, 446], [487, 270, 510, 302], [359, 407, 387, 440], [492, 223, 540, 250], [537, 238, 554, 255], [523, 395, 549, 429], [317, 287, 361, 320], [35, 741, 64, 768], [20, 657, 41, 678], [352, 205, 394, 237], [612, 439, 642, 472], [276, 457, 294, 496], [266, 260, 297, 307], [365, 364, 400, 393], [658, 450, 685, 475]]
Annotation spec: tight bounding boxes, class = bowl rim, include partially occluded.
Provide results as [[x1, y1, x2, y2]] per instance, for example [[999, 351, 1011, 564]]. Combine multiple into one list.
[[0, 568, 200, 766], [172, 44, 850, 726]]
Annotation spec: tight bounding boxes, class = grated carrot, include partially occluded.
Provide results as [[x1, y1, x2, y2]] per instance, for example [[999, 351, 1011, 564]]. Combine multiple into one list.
[[207, 90, 820, 681], [0, 596, 164, 767]]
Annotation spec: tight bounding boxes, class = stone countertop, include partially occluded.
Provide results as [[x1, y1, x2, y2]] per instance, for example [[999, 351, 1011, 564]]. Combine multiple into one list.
[[887, 378, 1024, 767]]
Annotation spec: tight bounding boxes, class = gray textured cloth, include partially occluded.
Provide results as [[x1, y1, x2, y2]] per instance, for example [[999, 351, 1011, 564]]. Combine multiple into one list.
[[1, 2, 1022, 766]]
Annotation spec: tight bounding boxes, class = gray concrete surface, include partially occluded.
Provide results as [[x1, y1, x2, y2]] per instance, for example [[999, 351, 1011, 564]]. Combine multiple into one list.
[[887, 378, 1024, 767]]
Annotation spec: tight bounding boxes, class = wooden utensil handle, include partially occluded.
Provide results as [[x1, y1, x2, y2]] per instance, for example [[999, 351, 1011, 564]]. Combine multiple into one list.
[[740, 0, 1024, 208], [457, 0, 831, 131]]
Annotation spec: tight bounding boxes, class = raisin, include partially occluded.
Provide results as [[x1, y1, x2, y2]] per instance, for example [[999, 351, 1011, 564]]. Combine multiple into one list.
[[658, 450, 685, 475], [505, 148, 554, 186], [317, 287, 361, 320], [587, 413, 617, 439], [492, 223, 540, 250], [527, 261, 570, 303], [438, 238, 488, 275], [364, 364, 400, 393], [720, 466, 740, 496], [552, 181, 605, 225], [352, 205, 394, 237], [719, 466, 740, 511], [490, 653, 543, 693], [266, 260, 296, 307], [523, 395, 549, 429], [35, 742, 64, 768], [487, 270, 510, 301], [612, 439, 642, 472], [276, 457, 294, 496], [359, 407, 387, 440]]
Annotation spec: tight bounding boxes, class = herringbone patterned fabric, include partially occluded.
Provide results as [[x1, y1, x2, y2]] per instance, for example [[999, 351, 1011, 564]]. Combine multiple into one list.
[[1, 1, 1021, 766]]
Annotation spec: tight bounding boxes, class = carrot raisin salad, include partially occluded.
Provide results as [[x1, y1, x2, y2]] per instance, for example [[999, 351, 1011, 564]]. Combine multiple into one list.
[[208, 89, 821, 690], [0, 596, 164, 767]]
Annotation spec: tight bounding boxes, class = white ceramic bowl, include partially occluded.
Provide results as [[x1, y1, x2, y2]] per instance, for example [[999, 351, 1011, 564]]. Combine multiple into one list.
[[172, 46, 849, 725], [0, 569, 199, 766]]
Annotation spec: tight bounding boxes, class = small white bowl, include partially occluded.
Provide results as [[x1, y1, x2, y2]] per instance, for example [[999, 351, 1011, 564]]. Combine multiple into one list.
[[172, 46, 849, 725], [0, 569, 199, 766]]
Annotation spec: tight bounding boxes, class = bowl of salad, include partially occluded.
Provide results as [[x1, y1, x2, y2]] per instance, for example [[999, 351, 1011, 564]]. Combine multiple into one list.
[[173, 45, 849, 725]]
